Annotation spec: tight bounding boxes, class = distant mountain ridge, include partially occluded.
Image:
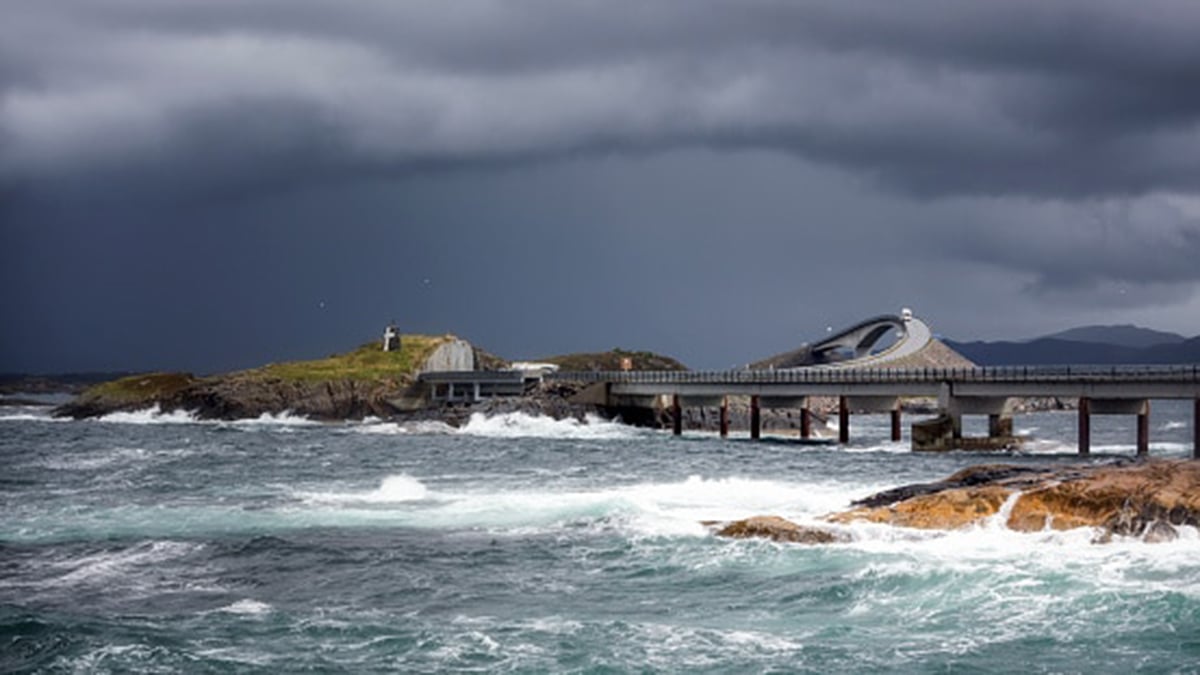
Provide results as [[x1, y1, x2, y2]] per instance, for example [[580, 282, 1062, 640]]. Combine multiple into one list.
[[946, 324, 1200, 366], [1039, 324, 1187, 349]]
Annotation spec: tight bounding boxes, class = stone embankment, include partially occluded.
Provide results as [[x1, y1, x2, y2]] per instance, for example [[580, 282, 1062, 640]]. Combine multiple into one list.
[[715, 459, 1200, 545]]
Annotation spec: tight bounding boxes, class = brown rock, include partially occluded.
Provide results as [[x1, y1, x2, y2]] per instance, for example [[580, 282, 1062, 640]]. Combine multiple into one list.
[[716, 516, 846, 544], [832, 459, 1200, 543], [831, 485, 1013, 529]]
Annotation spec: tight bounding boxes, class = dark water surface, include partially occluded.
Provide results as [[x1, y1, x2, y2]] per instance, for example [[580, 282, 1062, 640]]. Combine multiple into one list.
[[2, 404, 1199, 672]]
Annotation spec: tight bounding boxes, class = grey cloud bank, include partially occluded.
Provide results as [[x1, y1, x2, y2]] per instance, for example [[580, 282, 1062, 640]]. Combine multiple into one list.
[[3, 1, 1200, 372]]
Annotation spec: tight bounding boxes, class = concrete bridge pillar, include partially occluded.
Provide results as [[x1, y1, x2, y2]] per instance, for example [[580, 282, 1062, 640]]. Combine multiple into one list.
[[838, 396, 849, 444], [891, 409, 902, 442], [1138, 403, 1150, 457], [1089, 399, 1151, 456], [720, 397, 730, 438], [1195, 399, 1200, 459], [801, 406, 812, 439], [750, 395, 761, 440], [1078, 397, 1091, 456], [988, 414, 1012, 437], [672, 395, 682, 436]]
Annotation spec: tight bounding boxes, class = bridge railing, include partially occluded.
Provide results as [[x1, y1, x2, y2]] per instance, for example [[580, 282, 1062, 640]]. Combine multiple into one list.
[[545, 364, 1200, 385]]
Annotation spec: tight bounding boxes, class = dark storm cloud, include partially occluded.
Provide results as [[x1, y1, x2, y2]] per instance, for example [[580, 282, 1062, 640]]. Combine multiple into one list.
[[5, 1, 1200, 372], [4, 0, 1200, 199], [921, 194, 1200, 303]]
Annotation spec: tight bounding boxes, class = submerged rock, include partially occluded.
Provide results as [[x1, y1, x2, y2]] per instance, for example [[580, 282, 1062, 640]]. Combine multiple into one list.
[[831, 459, 1200, 543], [715, 516, 847, 544]]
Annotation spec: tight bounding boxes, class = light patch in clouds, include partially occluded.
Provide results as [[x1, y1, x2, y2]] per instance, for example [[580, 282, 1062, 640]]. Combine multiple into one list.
[[4, 0, 1200, 199]]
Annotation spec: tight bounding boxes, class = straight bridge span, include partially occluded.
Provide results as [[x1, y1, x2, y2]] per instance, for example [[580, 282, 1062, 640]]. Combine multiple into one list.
[[545, 365, 1200, 455]]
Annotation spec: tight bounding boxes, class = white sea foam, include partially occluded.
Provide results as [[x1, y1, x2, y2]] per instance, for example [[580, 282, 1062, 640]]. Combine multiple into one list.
[[51, 540, 201, 586], [344, 413, 631, 438], [300, 474, 431, 504], [43, 446, 150, 470], [91, 406, 323, 428], [291, 473, 878, 539], [223, 411, 318, 427], [841, 440, 910, 454], [0, 411, 69, 422], [218, 599, 273, 615], [347, 420, 457, 435], [457, 412, 638, 439], [1163, 420, 1188, 431], [95, 406, 199, 425]]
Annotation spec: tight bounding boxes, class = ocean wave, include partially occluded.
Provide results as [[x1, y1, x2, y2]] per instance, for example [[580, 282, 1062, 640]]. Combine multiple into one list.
[[457, 412, 638, 440], [220, 411, 319, 427], [90, 406, 321, 428], [216, 599, 273, 616], [95, 406, 200, 425], [346, 412, 639, 440], [298, 474, 431, 504], [347, 420, 457, 435], [48, 540, 202, 587], [0, 410, 69, 423]]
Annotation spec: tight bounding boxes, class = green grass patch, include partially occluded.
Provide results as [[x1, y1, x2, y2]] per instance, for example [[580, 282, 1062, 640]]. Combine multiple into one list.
[[81, 372, 197, 404], [251, 334, 449, 383]]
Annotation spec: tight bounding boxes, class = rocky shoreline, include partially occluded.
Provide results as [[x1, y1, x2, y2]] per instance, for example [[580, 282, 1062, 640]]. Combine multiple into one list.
[[715, 459, 1200, 545]]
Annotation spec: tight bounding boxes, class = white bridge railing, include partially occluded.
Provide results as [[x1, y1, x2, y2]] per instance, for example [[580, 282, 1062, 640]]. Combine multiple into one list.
[[546, 365, 1200, 385]]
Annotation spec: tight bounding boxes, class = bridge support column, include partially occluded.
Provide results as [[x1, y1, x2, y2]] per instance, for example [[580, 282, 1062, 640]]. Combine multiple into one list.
[[890, 409, 902, 442], [1078, 397, 1091, 456], [719, 398, 729, 438], [1194, 399, 1200, 459], [671, 395, 682, 437], [750, 396, 761, 440], [447, 383, 455, 401], [988, 414, 1013, 437], [473, 382, 481, 402], [1137, 403, 1150, 456], [801, 406, 812, 439], [838, 396, 850, 444]]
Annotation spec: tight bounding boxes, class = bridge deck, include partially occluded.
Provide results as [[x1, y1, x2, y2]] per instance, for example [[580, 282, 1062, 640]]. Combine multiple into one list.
[[548, 365, 1200, 399]]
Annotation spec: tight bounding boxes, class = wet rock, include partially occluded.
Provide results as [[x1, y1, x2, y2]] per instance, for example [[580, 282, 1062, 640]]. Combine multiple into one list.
[[850, 464, 1046, 509], [833, 459, 1200, 543], [715, 516, 847, 544], [832, 485, 1014, 530]]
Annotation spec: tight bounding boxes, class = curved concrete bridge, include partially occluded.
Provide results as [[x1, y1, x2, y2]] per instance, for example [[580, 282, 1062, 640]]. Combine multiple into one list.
[[810, 313, 933, 368], [754, 310, 934, 370]]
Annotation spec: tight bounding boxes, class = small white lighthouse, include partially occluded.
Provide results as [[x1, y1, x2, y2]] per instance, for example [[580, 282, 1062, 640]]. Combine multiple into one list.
[[382, 325, 400, 352]]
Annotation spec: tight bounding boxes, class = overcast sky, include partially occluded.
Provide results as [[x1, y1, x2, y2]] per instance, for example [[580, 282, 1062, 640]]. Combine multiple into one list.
[[4, 0, 1200, 373]]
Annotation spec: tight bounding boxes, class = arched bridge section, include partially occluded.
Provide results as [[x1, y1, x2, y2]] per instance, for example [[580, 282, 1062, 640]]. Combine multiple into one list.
[[813, 314, 933, 368], [810, 315, 907, 363], [750, 312, 934, 369]]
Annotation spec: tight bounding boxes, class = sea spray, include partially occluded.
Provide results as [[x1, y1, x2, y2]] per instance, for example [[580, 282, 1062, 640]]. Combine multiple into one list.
[[4, 401, 1200, 671]]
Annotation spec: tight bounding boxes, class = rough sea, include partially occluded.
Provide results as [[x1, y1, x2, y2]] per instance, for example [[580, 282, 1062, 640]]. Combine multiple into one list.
[[3, 400, 1199, 673]]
